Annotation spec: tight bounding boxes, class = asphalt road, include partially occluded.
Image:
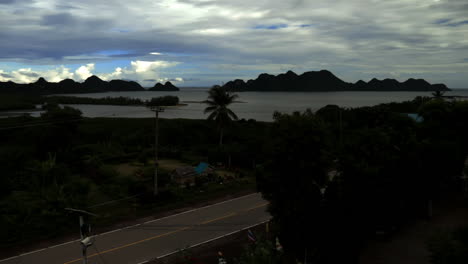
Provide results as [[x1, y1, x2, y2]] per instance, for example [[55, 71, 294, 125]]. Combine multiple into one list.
[[1, 193, 269, 264]]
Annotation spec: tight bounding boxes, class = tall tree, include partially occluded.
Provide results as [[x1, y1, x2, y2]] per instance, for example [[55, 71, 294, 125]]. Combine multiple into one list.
[[204, 85, 239, 146], [257, 110, 333, 263]]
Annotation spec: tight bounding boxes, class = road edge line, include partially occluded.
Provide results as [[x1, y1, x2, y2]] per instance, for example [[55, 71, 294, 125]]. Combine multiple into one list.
[[154, 219, 271, 261]]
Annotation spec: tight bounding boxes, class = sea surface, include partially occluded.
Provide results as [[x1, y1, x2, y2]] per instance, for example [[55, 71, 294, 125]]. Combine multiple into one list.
[[6, 88, 468, 122]]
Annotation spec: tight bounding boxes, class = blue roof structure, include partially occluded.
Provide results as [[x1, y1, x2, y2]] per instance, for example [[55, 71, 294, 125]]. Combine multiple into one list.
[[406, 113, 424, 123], [195, 162, 209, 175]]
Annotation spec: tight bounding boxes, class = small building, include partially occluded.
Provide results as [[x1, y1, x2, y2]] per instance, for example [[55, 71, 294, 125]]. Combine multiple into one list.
[[171, 166, 197, 187], [171, 162, 214, 187], [194, 162, 214, 176], [406, 113, 424, 123]]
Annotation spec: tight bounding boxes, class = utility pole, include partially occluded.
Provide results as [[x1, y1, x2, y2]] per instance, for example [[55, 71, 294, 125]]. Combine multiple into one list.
[[150, 106, 164, 196], [65, 208, 98, 264], [339, 108, 343, 147]]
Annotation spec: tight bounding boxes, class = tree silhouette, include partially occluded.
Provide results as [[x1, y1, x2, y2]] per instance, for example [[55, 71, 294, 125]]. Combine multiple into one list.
[[432, 90, 445, 98], [204, 85, 239, 146]]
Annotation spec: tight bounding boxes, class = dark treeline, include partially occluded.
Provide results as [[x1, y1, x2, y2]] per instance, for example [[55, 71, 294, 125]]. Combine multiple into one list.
[[146, 95, 180, 107], [0, 94, 38, 111], [44, 96, 146, 106], [0, 96, 467, 262], [0, 95, 181, 112]]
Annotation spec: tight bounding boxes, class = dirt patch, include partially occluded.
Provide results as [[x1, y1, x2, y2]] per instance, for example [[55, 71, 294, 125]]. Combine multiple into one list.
[[158, 159, 192, 171], [216, 169, 237, 179], [113, 163, 141, 176]]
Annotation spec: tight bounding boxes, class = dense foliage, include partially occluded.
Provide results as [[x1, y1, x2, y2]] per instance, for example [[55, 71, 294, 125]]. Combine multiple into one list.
[[0, 105, 264, 249], [146, 95, 180, 107], [0, 95, 181, 111], [45, 96, 145, 106], [257, 98, 468, 263], [428, 227, 468, 264], [0, 94, 38, 111]]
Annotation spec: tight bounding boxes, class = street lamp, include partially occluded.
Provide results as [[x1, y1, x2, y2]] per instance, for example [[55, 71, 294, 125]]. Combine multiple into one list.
[[65, 208, 98, 264]]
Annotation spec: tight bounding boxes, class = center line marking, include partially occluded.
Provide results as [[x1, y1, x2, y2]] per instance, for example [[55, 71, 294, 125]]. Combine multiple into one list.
[[245, 202, 268, 211], [63, 227, 190, 264], [201, 212, 237, 224]]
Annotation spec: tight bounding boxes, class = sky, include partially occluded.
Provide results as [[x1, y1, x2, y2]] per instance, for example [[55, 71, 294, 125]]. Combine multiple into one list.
[[0, 0, 467, 88]]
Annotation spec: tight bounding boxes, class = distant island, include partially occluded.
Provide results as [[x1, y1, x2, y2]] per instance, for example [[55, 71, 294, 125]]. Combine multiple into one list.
[[148, 81, 179, 91], [0, 76, 179, 94], [222, 70, 450, 92]]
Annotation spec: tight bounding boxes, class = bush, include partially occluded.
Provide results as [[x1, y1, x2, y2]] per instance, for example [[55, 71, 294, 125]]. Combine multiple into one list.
[[146, 96, 179, 107], [428, 227, 468, 264]]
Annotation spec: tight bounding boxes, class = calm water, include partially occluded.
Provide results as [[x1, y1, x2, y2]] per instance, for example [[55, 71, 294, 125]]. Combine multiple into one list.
[[10, 88, 468, 121]]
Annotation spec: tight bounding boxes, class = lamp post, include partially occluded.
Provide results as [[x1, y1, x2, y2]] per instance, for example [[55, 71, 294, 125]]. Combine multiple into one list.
[[65, 208, 98, 264]]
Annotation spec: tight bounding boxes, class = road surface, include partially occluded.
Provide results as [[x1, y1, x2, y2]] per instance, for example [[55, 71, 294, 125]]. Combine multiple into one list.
[[1, 193, 269, 264]]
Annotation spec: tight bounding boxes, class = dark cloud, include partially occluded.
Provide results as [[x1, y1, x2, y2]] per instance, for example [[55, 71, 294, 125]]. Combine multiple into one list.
[[0, 0, 33, 5], [19, 71, 39, 77], [0, 25, 235, 64], [109, 53, 143, 58], [446, 20, 468, 27], [434, 18, 451, 24], [143, 79, 157, 82], [41, 13, 76, 26], [176, 0, 217, 7], [55, 4, 81, 10], [0, 73, 12, 78], [253, 24, 288, 30]]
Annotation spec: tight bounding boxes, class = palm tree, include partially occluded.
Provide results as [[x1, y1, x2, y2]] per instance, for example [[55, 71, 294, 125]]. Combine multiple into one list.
[[204, 85, 239, 146], [432, 90, 445, 99]]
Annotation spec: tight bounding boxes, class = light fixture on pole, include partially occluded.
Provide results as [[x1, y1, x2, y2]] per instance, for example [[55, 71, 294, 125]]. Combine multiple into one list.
[[65, 208, 98, 264]]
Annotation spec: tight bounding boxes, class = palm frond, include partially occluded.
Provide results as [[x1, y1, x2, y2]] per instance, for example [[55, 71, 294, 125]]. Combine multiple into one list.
[[207, 111, 218, 121], [204, 85, 239, 123], [228, 94, 239, 101], [227, 108, 239, 120], [204, 105, 218, 114]]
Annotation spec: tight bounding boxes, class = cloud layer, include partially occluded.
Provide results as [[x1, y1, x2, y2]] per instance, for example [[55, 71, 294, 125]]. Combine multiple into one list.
[[0, 0, 467, 87], [0, 60, 184, 87]]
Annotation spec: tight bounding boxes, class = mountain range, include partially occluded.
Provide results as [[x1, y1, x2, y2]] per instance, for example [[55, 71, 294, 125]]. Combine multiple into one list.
[[0, 76, 179, 94], [222, 70, 450, 92], [148, 82, 179, 91]]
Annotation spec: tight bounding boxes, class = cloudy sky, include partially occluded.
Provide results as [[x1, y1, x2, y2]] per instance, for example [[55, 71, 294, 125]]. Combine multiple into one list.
[[0, 0, 467, 88]]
